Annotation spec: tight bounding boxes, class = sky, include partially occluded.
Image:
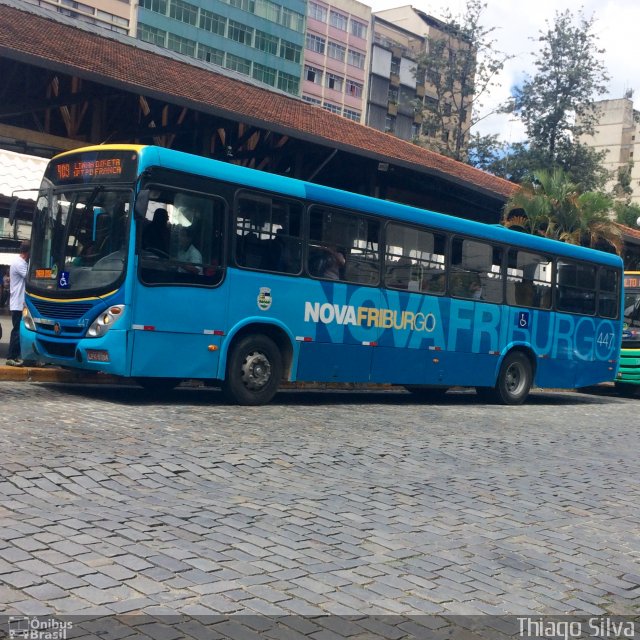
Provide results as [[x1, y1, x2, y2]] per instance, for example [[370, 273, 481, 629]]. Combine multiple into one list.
[[368, 0, 640, 144]]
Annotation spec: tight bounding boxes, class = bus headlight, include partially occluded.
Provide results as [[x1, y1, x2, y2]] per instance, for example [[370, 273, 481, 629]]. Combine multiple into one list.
[[22, 306, 36, 332], [86, 305, 125, 338]]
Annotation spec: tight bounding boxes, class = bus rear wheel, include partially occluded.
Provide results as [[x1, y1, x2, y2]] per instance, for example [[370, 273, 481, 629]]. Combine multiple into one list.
[[222, 334, 282, 405], [478, 352, 532, 405]]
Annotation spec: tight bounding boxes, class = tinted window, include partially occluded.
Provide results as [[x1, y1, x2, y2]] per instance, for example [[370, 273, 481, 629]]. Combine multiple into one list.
[[450, 237, 503, 303], [598, 268, 619, 319], [556, 260, 596, 315], [138, 190, 224, 286], [308, 206, 380, 285], [384, 223, 446, 294], [506, 249, 552, 309], [235, 192, 302, 274]]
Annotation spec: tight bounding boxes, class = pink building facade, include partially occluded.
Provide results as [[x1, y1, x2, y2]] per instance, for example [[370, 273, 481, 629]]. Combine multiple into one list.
[[303, 0, 371, 123]]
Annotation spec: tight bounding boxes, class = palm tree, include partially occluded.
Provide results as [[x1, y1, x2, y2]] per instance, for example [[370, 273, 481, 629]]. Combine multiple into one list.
[[502, 168, 621, 254]]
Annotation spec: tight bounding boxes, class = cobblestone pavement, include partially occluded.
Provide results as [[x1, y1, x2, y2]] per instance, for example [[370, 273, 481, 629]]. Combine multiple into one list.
[[1, 382, 639, 622]]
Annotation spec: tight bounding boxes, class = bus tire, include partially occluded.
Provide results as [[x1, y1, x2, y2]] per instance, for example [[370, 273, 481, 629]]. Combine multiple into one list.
[[222, 334, 282, 405], [494, 351, 532, 405], [614, 382, 638, 397]]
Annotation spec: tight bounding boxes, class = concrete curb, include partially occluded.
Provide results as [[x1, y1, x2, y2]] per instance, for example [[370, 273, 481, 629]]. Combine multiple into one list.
[[0, 365, 124, 384], [0, 365, 399, 390]]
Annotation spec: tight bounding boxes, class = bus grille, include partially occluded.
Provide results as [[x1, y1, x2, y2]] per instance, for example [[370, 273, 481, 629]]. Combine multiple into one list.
[[38, 340, 77, 359], [32, 299, 94, 320]]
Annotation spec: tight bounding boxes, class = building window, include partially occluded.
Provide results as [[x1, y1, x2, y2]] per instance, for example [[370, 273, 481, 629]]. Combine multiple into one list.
[[308, 1, 326, 22], [229, 0, 255, 11], [350, 19, 366, 39], [390, 57, 400, 76], [279, 40, 302, 63], [226, 53, 252, 75], [169, 0, 198, 25], [197, 44, 224, 65], [411, 123, 421, 138], [280, 6, 305, 32], [347, 49, 365, 69], [329, 9, 347, 31], [253, 63, 277, 86], [167, 33, 196, 56], [443, 103, 452, 116], [305, 65, 323, 84], [388, 87, 398, 103], [323, 102, 341, 114], [255, 30, 279, 55], [306, 34, 325, 54], [199, 9, 226, 35], [277, 71, 300, 94], [137, 23, 166, 47], [228, 19, 254, 45], [303, 96, 322, 105], [327, 41, 346, 62], [346, 79, 363, 98], [385, 115, 395, 132], [140, 0, 167, 14], [325, 73, 344, 92], [343, 109, 360, 122], [255, 0, 280, 22]]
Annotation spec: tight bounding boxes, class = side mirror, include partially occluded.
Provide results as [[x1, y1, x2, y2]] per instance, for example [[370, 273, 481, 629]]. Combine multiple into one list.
[[134, 189, 150, 219], [8, 196, 18, 225]]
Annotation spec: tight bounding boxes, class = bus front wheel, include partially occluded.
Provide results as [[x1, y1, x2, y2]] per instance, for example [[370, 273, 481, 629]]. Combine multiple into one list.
[[478, 352, 532, 405], [222, 334, 282, 405]]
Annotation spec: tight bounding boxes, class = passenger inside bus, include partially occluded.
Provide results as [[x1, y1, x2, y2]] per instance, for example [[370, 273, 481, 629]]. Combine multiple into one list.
[[310, 244, 345, 280], [142, 208, 170, 256]]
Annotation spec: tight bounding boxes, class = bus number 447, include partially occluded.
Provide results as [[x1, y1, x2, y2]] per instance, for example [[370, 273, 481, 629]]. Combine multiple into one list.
[[597, 332, 615, 349]]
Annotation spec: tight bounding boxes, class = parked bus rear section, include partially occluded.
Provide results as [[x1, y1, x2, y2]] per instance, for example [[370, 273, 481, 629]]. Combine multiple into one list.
[[615, 271, 640, 396], [21, 145, 624, 405]]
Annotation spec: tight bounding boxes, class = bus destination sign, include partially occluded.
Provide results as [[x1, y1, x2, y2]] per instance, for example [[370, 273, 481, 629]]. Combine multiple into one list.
[[48, 151, 138, 184], [624, 275, 640, 289]]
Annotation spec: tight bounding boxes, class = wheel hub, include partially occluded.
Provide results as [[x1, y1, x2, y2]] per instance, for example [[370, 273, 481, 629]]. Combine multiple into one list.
[[241, 351, 271, 390]]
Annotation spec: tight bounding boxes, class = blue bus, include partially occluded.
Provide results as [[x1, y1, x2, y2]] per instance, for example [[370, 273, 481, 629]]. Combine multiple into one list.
[[22, 145, 623, 405]]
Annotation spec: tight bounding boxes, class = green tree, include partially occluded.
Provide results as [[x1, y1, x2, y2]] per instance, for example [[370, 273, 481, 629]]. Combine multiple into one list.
[[504, 9, 610, 189], [415, 0, 512, 162], [502, 168, 621, 253], [614, 201, 640, 228]]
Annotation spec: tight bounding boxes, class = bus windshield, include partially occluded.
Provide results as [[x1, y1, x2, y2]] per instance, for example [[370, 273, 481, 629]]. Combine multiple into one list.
[[28, 181, 131, 295]]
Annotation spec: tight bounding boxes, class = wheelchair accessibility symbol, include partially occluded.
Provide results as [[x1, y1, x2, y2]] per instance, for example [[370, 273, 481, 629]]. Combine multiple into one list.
[[518, 311, 530, 328], [58, 271, 70, 289]]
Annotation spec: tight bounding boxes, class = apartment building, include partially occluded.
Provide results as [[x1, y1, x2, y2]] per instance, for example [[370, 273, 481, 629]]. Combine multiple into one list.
[[137, 0, 306, 96], [368, 6, 473, 152], [23, 0, 134, 34], [579, 97, 640, 205], [367, 14, 423, 140], [302, 0, 372, 123]]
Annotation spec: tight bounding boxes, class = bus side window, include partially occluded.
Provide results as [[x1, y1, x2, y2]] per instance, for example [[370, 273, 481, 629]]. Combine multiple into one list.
[[235, 192, 302, 274], [507, 249, 552, 309], [556, 260, 596, 314], [451, 238, 496, 301]]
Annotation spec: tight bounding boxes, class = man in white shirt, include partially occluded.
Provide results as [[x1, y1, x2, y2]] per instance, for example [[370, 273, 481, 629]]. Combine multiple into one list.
[[6, 241, 30, 366]]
